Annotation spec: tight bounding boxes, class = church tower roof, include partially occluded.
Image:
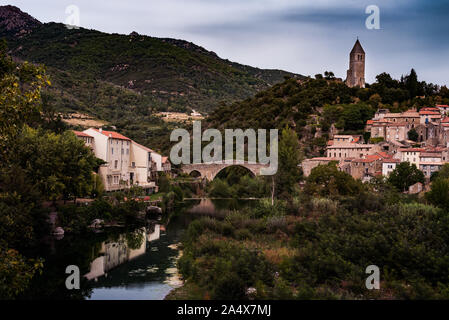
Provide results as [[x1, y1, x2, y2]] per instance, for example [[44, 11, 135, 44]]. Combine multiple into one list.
[[350, 39, 365, 54]]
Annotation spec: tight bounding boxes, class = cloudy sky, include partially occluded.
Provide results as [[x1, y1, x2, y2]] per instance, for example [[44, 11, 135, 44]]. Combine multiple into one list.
[[6, 0, 449, 85]]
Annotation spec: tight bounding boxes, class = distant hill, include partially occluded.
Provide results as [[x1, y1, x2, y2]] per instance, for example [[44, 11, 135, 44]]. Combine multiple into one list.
[[207, 72, 447, 158], [0, 5, 306, 153], [0, 5, 303, 116]]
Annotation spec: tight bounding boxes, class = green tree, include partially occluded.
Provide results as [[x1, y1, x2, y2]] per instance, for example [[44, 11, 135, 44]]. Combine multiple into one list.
[[404, 68, 422, 98], [5, 127, 98, 201], [209, 179, 234, 198], [0, 247, 43, 299], [426, 177, 449, 212], [305, 162, 363, 196], [0, 43, 48, 299], [275, 127, 301, 199], [430, 163, 449, 181], [408, 128, 419, 142], [388, 162, 425, 192], [0, 41, 49, 156]]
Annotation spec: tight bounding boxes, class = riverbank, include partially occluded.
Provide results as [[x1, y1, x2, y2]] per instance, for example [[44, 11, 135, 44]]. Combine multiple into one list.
[[172, 190, 449, 300]]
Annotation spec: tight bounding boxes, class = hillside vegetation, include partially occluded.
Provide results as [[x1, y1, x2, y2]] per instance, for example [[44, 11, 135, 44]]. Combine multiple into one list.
[[207, 70, 449, 157], [0, 5, 303, 152]]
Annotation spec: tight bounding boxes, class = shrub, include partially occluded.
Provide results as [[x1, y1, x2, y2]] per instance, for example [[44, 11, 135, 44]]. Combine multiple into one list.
[[310, 198, 338, 215]]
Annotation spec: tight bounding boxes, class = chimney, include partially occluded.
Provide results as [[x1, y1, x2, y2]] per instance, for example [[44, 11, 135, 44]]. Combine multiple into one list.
[[99, 128, 102, 133]]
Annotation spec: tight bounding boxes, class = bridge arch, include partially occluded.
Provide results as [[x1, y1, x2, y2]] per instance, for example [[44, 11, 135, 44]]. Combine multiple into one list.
[[188, 170, 202, 178], [213, 165, 256, 181], [182, 162, 269, 181]]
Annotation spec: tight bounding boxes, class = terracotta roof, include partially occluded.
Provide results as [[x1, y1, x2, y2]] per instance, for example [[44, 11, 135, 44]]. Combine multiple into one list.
[[382, 158, 400, 163], [94, 129, 130, 140], [376, 152, 392, 159], [385, 122, 408, 127], [400, 148, 425, 152], [442, 117, 449, 123], [384, 113, 403, 118], [306, 157, 338, 161], [420, 162, 444, 166], [162, 156, 169, 163], [420, 152, 442, 158], [403, 110, 420, 115], [73, 130, 92, 138], [421, 107, 440, 112], [419, 111, 441, 115], [436, 105, 449, 108], [366, 120, 374, 125], [352, 154, 382, 163]]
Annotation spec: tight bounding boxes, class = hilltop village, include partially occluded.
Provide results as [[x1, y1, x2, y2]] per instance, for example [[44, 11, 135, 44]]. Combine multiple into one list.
[[302, 105, 449, 191]]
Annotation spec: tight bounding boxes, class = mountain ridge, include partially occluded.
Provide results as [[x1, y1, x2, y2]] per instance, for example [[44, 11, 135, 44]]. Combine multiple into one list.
[[0, 5, 304, 115]]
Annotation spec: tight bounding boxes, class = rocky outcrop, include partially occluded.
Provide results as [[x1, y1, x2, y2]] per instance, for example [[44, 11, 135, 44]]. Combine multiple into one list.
[[0, 5, 41, 38]]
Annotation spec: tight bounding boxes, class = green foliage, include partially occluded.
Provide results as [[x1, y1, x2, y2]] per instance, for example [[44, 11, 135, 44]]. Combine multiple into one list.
[[208, 78, 353, 133], [369, 137, 384, 144], [209, 179, 235, 198], [426, 177, 449, 212], [5, 127, 99, 200], [58, 199, 145, 233], [0, 40, 49, 157], [178, 187, 449, 299], [0, 246, 43, 299], [430, 163, 449, 181], [408, 128, 419, 142], [388, 162, 425, 192], [305, 162, 364, 197], [4, 21, 300, 127], [275, 127, 301, 199], [207, 171, 270, 199], [178, 237, 273, 299]]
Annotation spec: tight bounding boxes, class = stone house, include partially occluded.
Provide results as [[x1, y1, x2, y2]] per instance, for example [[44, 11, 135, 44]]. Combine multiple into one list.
[[80, 128, 159, 193], [382, 158, 400, 176], [301, 157, 338, 177]]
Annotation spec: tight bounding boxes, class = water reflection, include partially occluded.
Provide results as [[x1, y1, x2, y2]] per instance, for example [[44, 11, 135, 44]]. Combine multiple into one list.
[[86, 223, 183, 300], [85, 228, 148, 281], [20, 199, 258, 300]]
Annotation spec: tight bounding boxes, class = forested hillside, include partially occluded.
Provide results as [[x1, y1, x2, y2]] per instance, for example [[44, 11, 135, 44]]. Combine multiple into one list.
[[207, 70, 448, 157], [0, 5, 304, 153]]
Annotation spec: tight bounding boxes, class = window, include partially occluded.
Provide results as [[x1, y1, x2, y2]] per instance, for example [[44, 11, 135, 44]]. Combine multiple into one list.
[[111, 148, 114, 154], [114, 160, 118, 169], [121, 149, 124, 155], [126, 149, 129, 155], [132, 162, 135, 168]]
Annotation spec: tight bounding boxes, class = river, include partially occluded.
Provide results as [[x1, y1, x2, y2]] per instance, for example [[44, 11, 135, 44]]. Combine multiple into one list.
[[19, 199, 257, 300]]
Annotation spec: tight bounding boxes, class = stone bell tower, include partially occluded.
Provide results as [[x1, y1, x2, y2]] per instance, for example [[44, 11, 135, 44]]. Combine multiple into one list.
[[345, 39, 365, 88]]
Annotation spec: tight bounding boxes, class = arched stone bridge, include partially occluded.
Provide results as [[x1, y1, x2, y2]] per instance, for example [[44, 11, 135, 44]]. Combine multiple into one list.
[[182, 161, 269, 181]]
